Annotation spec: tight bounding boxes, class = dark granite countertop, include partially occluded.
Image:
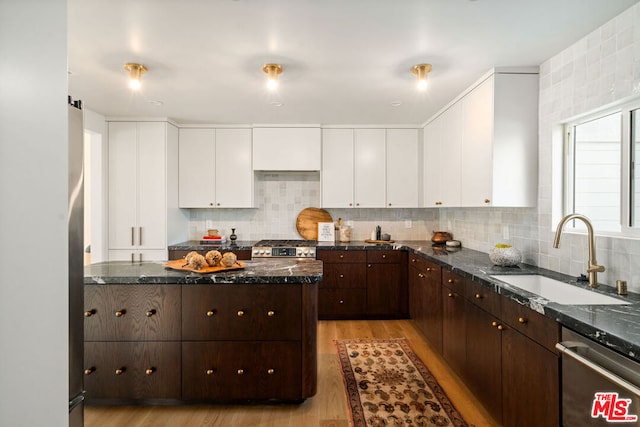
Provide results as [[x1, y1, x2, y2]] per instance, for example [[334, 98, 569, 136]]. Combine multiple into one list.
[[150, 239, 640, 361], [84, 259, 322, 285]]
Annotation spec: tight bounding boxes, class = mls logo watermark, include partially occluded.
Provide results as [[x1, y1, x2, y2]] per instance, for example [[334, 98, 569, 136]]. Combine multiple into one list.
[[592, 392, 638, 422]]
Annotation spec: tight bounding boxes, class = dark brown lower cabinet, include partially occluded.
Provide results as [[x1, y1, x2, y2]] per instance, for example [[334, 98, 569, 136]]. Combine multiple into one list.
[[84, 341, 181, 400], [182, 341, 301, 400], [409, 256, 442, 351], [366, 250, 407, 317], [441, 283, 466, 375]]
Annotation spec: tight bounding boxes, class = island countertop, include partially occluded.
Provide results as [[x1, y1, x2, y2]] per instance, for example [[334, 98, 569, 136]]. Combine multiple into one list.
[[84, 259, 323, 285]]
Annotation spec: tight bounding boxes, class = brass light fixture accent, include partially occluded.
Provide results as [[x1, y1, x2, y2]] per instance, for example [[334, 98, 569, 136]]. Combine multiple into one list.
[[124, 63, 147, 90], [262, 63, 283, 90], [411, 63, 432, 91]]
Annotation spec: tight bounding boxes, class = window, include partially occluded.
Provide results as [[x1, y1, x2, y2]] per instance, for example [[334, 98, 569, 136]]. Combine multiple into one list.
[[563, 100, 640, 236]]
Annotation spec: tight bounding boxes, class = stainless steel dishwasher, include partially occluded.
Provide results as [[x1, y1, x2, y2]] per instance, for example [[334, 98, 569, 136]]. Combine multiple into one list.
[[557, 327, 640, 425]]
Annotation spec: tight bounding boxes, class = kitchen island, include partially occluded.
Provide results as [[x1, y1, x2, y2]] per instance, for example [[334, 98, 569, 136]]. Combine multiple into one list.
[[83, 259, 321, 404]]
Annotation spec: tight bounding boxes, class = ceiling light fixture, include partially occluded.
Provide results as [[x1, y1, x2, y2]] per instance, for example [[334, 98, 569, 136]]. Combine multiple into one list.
[[411, 64, 432, 91], [262, 63, 283, 91], [124, 63, 147, 90]]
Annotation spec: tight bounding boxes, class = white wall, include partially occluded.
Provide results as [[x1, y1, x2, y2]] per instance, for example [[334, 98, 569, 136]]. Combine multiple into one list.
[[439, 2, 640, 292], [0, 0, 69, 425]]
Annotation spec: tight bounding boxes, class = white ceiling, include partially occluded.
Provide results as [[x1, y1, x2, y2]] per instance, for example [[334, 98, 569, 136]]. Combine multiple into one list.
[[68, 0, 638, 125]]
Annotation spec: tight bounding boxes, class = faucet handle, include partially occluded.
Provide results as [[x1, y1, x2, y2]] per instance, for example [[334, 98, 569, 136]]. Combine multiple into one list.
[[587, 264, 605, 273]]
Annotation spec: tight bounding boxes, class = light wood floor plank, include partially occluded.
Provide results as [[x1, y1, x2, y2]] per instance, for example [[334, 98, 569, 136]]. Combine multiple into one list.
[[85, 320, 498, 427]]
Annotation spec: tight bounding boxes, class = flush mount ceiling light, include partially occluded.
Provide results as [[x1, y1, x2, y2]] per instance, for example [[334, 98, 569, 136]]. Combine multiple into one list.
[[411, 64, 432, 91], [262, 63, 283, 91], [124, 63, 147, 90]]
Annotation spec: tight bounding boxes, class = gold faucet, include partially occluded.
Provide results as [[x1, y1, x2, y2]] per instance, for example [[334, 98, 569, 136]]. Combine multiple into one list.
[[553, 213, 605, 288]]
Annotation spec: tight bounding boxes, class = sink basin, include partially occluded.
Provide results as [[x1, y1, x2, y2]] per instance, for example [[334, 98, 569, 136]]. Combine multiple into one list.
[[490, 275, 631, 305]]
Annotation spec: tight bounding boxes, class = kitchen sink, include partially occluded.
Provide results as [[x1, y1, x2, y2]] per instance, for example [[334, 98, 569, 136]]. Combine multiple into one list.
[[490, 274, 631, 305]]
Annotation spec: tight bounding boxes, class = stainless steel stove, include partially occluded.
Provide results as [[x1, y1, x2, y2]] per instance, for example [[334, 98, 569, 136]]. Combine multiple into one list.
[[251, 239, 317, 259]]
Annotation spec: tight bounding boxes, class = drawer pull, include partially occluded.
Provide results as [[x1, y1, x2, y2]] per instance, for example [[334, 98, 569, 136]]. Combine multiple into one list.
[[418, 273, 425, 278], [84, 367, 95, 375], [412, 258, 417, 263], [339, 255, 344, 259], [115, 368, 126, 375], [491, 321, 498, 327], [426, 267, 432, 272], [267, 310, 275, 317], [146, 309, 156, 317], [206, 369, 215, 375], [518, 317, 528, 324], [497, 324, 505, 331], [447, 279, 453, 284], [475, 293, 482, 299], [145, 367, 156, 375], [267, 369, 275, 375], [382, 254, 387, 259], [206, 310, 216, 317], [237, 310, 245, 317], [339, 300, 345, 304], [368, 264, 372, 268], [114, 310, 126, 317], [84, 309, 95, 317], [339, 274, 344, 278], [447, 292, 454, 298], [237, 369, 244, 375]]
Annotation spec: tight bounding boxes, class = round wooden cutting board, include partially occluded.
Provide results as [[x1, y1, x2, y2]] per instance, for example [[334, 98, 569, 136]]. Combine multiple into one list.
[[296, 207, 333, 240]]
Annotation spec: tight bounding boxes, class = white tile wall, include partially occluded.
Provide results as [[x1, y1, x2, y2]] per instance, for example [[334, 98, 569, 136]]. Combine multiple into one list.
[[187, 171, 439, 241], [440, 3, 640, 292]]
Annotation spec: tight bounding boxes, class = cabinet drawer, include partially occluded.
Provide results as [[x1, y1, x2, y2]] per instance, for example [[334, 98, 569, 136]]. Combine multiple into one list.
[[317, 250, 366, 263], [501, 297, 560, 352], [84, 285, 181, 341], [366, 250, 403, 264], [84, 341, 181, 400], [442, 269, 467, 295], [182, 284, 301, 341], [318, 288, 367, 318], [182, 341, 302, 400], [466, 280, 501, 318], [320, 263, 366, 288]]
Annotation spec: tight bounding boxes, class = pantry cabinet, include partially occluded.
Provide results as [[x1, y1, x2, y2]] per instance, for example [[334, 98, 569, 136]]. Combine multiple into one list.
[[178, 128, 253, 208], [422, 68, 538, 208], [108, 121, 184, 261]]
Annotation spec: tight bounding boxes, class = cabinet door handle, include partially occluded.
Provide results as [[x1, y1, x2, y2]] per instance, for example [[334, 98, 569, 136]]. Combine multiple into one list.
[[267, 369, 275, 375], [84, 309, 95, 317], [484, 198, 491, 204], [145, 367, 156, 375], [139, 227, 142, 245], [216, 202, 220, 206], [368, 264, 372, 268], [382, 254, 387, 259], [115, 368, 126, 375], [131, 253, 134, 263], [267, 310, 275, 317], [418, 273, 425, 278], [237, 310, 245, 317], [356, 203, 360, 206], [209, 202, 214, 207], [206, 310, 216, 317], [518, 317, 528, 324], [84, 367, 95, 375], [412, 258, 416, 263], [237, 369, 244, 375], [447, 292, 454, 298], [475, 293, 482, 299], [339, 300, 345, 304], [146, 309, 156, 317], [114, 310, 126, 317], [131, 227, 135, 246], [491, 321, 498, 327], [339, 274, 344, 278], [426, 267, 432, 272], [206, 369, 215, 375], [388, 203, 392, 206], [349, 203, 353, 207], [497, 324, 505, 331], [447, 279, 453, 284], [339, 254, 344, 259]]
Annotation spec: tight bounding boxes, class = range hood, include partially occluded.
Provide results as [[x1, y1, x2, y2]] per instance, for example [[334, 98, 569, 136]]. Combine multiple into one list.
[[252, 127, 321, 171]]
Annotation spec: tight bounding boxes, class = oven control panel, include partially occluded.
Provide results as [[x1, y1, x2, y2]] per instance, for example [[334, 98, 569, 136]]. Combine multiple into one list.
[[252, 246, 316, 259]]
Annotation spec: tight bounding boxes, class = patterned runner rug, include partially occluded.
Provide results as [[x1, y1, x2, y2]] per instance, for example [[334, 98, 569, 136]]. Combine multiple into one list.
[[335, 338, 468, 427]]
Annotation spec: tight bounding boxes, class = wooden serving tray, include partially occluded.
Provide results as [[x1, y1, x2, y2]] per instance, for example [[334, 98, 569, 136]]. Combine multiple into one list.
[[164, 259, 245, 274], [365, 239, 395, 244]]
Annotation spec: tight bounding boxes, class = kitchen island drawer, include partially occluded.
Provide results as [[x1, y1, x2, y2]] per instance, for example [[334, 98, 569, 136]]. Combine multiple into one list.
[[317, 249, 366, 263], [84, 285, 181, 341], [84, 341, 181, 400], [318, 288, 367, 318], [182, 341, 302, 401], [182, 284, 301, 341]]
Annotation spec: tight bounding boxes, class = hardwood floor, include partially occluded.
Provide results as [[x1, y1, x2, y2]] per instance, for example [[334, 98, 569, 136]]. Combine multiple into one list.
[[85, 319, 498, 426]]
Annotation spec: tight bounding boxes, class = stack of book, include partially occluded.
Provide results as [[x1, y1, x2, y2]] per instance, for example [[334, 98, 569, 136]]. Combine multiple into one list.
[[200, 235, 227, 244]]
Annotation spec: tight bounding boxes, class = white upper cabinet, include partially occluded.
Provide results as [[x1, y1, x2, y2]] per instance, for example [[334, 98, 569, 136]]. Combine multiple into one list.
[[321, 129, 355, 207], [354, 129, 386, 208], [252, 127, 321, 171], [108, 121, 184, 261], [423, 69, 538, 208], [179, 128, 253, 208], [386, 129, 419, 207]]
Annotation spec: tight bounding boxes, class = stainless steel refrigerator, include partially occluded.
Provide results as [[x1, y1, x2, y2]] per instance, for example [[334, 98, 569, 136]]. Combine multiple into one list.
[[68, 97, 85, 426]]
